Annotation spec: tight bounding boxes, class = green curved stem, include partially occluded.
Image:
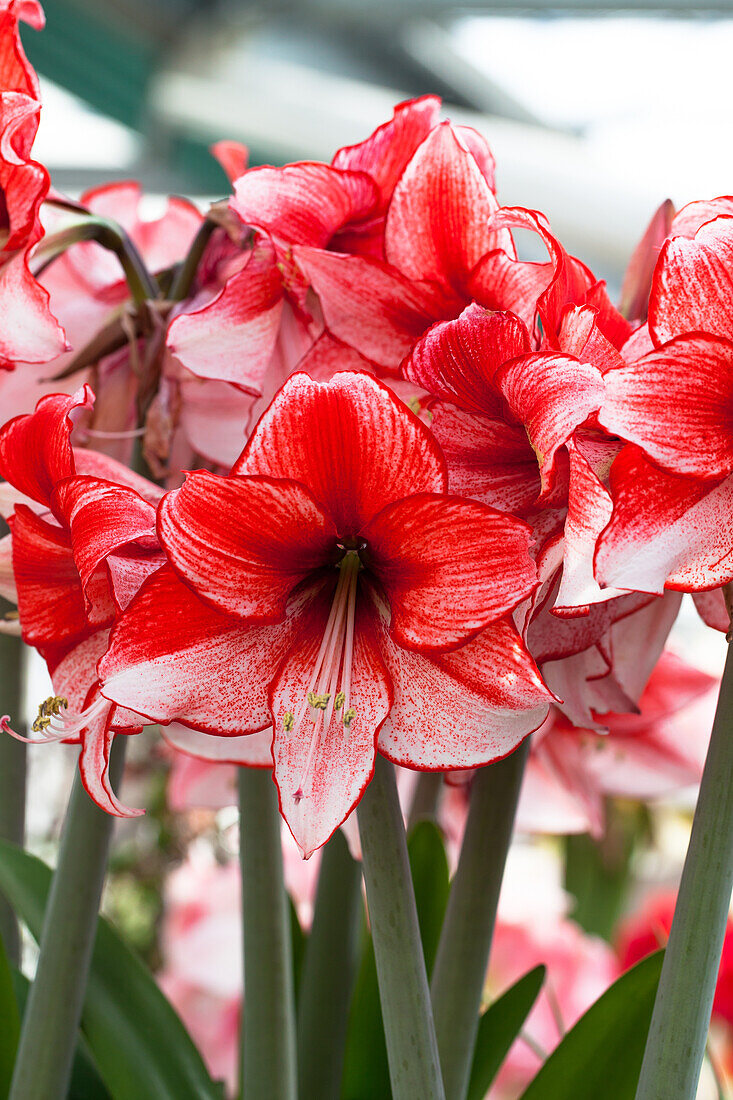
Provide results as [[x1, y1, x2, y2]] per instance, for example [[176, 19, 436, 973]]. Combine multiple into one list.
[[430, 740, 530, 1100], [238, 768, 297, 1100], [635, 643, 733, 1100], [8, 737, 127, 1100], [0, 631, 26, 965], [169, 218, 217, 301], [296, 829, 361, 1100], [357, 754, 445, 1100]]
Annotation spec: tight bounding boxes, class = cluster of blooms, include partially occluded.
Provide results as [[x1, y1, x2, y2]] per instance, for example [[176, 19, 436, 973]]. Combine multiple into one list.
[[0, 0, 728, 858]]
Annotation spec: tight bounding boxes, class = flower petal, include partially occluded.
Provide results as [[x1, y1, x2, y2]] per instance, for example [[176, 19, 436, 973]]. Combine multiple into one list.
[[210, 139, 248, 183], [52, 475, 157, 604], [363, 493, 537, 650], [595, 446, 733, 594], [649, 216, 733, 344], [163, 722, 273, 768], [0, 383, 92, 510], [619, 199, 674, 323], [294, 246, 447, 370], [377, 616, 550, 770], [100, 565, 292, 734], [430, 403, 540, 514], [80, 704, 143, 818], [385, 122, 509, 292], [158, 471, 336, 622], [0, 251, 66, 369], [495, 353, 604, 494], [231, 162, 378, 248], [402, 302, 530, 416], [234, 371, 447, 534], [167, 242, 284, 387], [270, 588, 391, 857], [332, 95, 441, 213], [599, 334, 733, 480]]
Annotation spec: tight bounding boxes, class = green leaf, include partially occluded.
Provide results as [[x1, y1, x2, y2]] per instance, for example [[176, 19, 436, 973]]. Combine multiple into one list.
[[0, 839, 222, 1100], [519, 950, 664, 1100], [467, 965, 545, 1100], [10, 968, 112, 1100], [407, 820, 450, 978], [340, 919, 392, 1100], [0, 931, 20, 1099]]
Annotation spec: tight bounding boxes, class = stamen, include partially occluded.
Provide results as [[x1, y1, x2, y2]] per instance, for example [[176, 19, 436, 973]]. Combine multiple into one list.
[[3, 694, 110, 745], [284, 551, 362, 803]]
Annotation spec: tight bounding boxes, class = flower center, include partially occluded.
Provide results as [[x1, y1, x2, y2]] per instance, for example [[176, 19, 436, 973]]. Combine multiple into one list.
[[282, 549, 361, 803]]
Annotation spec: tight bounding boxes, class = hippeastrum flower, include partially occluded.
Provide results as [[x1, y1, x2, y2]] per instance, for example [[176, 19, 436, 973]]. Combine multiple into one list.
[[0, 0, 66, 367], [595, 205, 733, 601], [0, 385, 164, 813], [99, 371, 551, 856]]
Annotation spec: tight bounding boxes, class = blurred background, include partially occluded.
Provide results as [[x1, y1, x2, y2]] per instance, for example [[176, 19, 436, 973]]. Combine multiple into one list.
[[26, 0, 733, 287]]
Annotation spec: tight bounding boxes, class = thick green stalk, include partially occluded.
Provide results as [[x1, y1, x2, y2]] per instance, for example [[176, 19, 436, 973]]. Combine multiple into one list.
[[635, 643, 733, 1100], [296, 829, 361, 1100], [430, 739, 530, 1100], [406, 770, 443, 833], [0, 630, 26, 965], [8, 737, 127, 1100], [357, 754, 445, 1100], [238, 768, 297, 1100]]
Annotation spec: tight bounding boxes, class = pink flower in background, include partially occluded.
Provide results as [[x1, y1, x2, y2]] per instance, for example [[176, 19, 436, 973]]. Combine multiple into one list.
[[488, 917, 619, 1099]]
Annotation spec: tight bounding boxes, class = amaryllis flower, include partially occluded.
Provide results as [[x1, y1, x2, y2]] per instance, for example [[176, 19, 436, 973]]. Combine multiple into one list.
[[0, 0, 65, 367], [100, 371, 551, 856], [0, 385, 164, 813], [596, 202, 733, 603]]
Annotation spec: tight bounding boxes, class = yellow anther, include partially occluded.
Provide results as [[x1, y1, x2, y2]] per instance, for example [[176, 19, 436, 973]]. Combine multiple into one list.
[[307, 692, 331, 711], [334, 690, 346, 711], [283, 712, 295, 732], [343, 707, 356, 728]]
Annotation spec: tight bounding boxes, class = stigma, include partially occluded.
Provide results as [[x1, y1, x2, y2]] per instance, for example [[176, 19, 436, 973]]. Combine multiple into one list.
[[282, 550, 361, 803]]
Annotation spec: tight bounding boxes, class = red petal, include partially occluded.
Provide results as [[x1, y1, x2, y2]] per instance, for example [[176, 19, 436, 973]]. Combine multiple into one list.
[[100, 565, 292, 734], [385, 122, 509, 292], [234, 371, 447, 534], [79, 702, 143, 818], [294, 246, 446, 370], [11, 505, 109, 645], [554, 437, 625, 611], [402, 302, 530, 415], [231, 162, 378, 248], [167, 242, 284, 386], [363, 494, 537, 650], [210, 140, 249, 183], [649, 217, 733, 344], [159, 471, 336, 622], [0, 384, 91, 509], [596, 446, 733, 593], [377, 615, 550, 770], [52, 475, 157, 604], [619, 199, 674, 323], [670, 196, 733, 238], [332, 95, 441, 212], [692, 589, 729, 633], [557, 305, 625, 375], [600, 334, 733, 480], [270, 587, 391, 857], [0, 250, 65, 370], [431, 403, 540, 513], [495, 353, 604, 494]]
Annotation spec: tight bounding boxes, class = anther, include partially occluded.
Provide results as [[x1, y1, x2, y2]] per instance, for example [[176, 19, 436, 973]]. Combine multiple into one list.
[[334, 690, 345, 711], [307, 692, 331, 711], [343, 708, 356, 728], [283, 712, 295, 732]]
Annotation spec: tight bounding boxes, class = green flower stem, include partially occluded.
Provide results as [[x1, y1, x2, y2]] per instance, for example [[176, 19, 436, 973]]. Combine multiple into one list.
[[8, 736, 127, 1100], [35, 215, 158, 305], [635, 643, 733, 1100], [357, 753, 445, 1100], [430, 739, 530, 1100], [0, 630, 26, 965], [407, 770, 444, 832], [238, 767, 297, 1100], [169, 218, 217, 301], [296, 829, 362, 1100]]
